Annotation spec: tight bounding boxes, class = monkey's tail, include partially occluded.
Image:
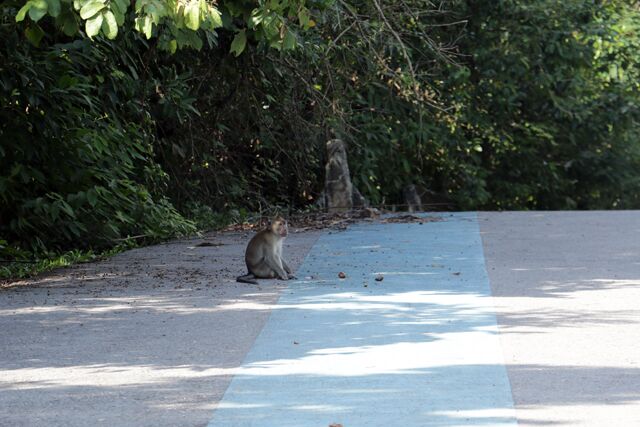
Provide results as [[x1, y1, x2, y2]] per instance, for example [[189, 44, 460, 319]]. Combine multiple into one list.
[[236, 273, 258, 285]]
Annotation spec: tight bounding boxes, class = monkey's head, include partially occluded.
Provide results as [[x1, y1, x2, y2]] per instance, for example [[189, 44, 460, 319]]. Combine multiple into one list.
[[269, 217, 288, 238]]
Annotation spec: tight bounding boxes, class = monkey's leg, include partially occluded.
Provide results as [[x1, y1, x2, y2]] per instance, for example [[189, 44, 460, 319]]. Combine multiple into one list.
[[250, 262, 276, 279], [263, 255, 289, 280], [236, 273, 258, 285]]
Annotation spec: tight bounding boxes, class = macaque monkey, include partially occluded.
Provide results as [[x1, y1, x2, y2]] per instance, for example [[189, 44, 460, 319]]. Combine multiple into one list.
[[236, 217, 295, 284]]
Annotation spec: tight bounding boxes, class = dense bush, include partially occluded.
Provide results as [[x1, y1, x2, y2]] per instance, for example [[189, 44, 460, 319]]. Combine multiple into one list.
[[0, 10, 197, 258], [443, 0, 640, 209], [152, 45, 328, 211]]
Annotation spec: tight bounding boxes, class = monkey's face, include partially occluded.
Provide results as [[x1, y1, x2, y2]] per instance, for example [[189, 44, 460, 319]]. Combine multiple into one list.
[[271, 218, 288, 238]]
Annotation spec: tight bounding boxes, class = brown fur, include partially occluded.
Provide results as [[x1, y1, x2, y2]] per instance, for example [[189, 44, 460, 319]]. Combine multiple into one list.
[[236, 217, 294, 284]]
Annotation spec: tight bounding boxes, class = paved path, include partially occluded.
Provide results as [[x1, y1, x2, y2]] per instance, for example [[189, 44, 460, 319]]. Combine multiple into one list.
[[1, 211, 639, 426], [0, 230, 321, 427], [209, 214, 515, 426], [480, 211, 640, 426]]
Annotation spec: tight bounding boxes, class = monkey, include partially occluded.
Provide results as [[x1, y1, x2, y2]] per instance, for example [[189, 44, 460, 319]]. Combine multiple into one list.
[[236, 217, 296, 285]]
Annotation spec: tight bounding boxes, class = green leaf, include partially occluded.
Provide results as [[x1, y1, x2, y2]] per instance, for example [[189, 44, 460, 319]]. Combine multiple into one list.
[[61, 11, 79, 35], [209, 7, 222, 28], [112, 0, 128, 13], [168, 39, 177, 54], [146, 3, 162, 24], [112, 9, 125, 26], [283, 28, 296, 50], [134, 16, 144, 35], [135, 15, 153, 38], [110, 0, 125, 24], [184, 2, 200, 31], [87, 189, 98, 207], [191, 34, 203, 50], [85, 11, 103, 37], [298, 7, 309, 28], [142, 15, 152, 38], [101, 10, 117, 39], [60, 201, 76, 218], [79, 0, 105, 19], [28, 0, 48, 22], [16, 2, 32, 22], [25, 24, 45, 46], [249, 9, 263, 28], [46, 0, 61, 17], [230, 29, 246, 56]]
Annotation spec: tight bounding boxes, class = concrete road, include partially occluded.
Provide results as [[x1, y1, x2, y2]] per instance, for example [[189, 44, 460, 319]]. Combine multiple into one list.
[[0, 230, 321, 427], [480, 211, 640, 426], [1, 211, 639, 426]]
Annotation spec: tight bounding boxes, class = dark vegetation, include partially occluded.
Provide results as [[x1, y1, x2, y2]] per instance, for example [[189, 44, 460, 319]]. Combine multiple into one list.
[[2, 0, 639, 277]]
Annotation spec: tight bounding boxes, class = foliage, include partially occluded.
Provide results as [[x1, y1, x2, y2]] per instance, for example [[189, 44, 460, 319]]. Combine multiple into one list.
[[442, 0, 640, 209], [270, 0, 640, 209], [151, 45, 329, 212], [0, 7, 197, 264], [0, 243, 133, 281], [182, 202, 237, 231], [156, 0, 468, 210], [297, 0, 468, 205], [11, 0, 329, 53], [292, 0, 640, 209]]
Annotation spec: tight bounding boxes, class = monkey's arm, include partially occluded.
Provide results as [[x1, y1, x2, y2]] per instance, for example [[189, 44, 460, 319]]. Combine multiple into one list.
[[281, 259, 296, 279], [264, 255, 289, 280], [282, 259, 291, 274]]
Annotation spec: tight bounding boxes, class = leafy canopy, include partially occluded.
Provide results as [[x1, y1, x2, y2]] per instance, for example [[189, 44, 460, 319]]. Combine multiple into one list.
[[14, 0, 328, 53]]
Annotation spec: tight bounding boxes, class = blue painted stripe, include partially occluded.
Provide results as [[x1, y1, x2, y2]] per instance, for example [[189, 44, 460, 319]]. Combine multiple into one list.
[[209, 212, 516, 426]]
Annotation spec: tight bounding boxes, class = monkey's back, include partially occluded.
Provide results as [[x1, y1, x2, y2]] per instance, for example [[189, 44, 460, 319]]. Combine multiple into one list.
[[244, 229, 270, 267]]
